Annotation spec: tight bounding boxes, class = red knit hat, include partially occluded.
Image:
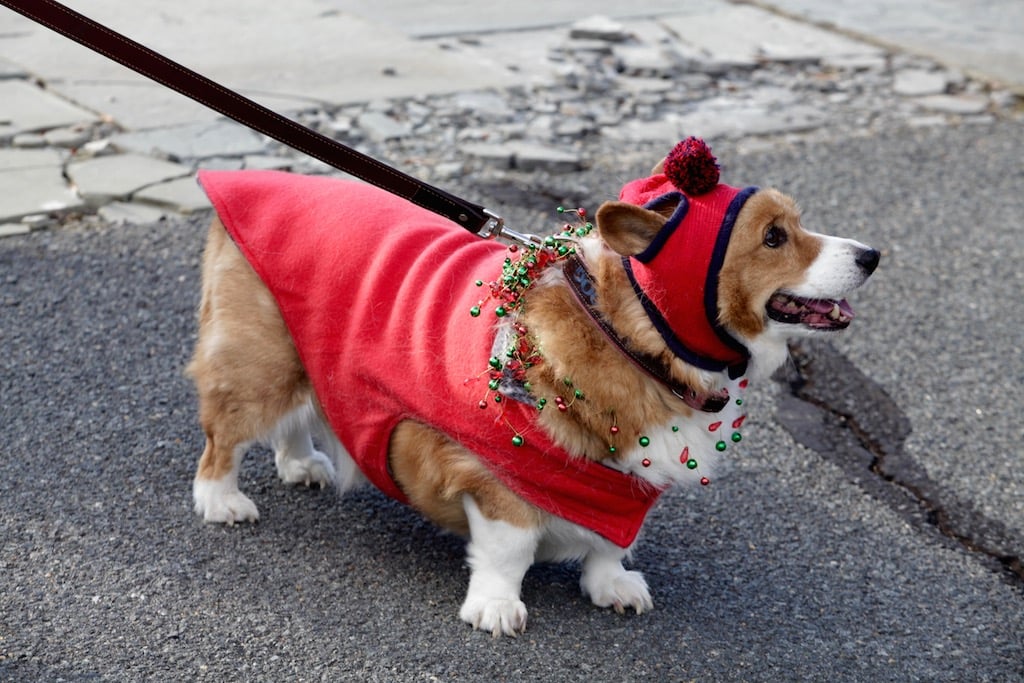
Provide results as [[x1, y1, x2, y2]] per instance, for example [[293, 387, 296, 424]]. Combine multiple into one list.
[[619, 137, 756, 374]]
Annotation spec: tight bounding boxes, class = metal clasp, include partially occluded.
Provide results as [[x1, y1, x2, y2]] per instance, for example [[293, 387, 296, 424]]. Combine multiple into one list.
[[476, 208, 546, 248]]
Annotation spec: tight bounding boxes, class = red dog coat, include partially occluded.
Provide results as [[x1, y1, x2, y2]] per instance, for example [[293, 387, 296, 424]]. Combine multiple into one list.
[[198, 170, 661, 548]]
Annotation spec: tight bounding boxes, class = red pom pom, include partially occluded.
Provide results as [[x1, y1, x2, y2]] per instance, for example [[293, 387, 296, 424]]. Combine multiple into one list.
[[663, 137, 720, 196]]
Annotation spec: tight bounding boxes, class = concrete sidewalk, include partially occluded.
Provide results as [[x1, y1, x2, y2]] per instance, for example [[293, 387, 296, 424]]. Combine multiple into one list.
[[0, 0, 1020, 226]]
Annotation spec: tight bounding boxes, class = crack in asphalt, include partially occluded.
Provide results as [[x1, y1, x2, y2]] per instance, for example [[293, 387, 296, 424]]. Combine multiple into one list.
[[776, 339, 1024, 587]]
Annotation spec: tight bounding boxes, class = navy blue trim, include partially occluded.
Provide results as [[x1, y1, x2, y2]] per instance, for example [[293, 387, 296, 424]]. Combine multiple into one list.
[[704, 186, 758, 358], [632, 192, 688, 264], [622, 257, 733, 372]]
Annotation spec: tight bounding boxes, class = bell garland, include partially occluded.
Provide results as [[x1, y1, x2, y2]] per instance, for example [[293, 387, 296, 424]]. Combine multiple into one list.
[[470, 206, 593, 321], [466, 206, 748, 487]]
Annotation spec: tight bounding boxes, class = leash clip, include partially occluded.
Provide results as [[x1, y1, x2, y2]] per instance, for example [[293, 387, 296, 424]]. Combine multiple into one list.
[[476, 209, 546, 248]]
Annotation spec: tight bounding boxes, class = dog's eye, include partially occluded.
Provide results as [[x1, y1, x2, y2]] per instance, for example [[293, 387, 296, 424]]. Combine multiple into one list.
[[764, 225, 788, 249]]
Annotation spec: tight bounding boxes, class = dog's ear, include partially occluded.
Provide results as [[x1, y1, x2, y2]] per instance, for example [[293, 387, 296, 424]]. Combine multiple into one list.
[[650, 158, 666, 175], [595, 201, 666, 256]]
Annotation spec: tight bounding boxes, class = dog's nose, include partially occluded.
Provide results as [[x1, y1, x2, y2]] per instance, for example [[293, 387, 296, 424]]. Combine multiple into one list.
[[856, 247, 880, 275]]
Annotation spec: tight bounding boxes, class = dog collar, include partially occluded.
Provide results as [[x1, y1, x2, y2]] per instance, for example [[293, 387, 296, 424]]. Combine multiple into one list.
[[564, 255, 732, 411]]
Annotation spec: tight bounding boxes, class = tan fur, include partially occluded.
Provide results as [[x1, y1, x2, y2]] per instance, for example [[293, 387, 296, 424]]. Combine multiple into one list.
[[717, 189, 822, 339], [188, 218, 314, 482], [390, 422, 544, 533]]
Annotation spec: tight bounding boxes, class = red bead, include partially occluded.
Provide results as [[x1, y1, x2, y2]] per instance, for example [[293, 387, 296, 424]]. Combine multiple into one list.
[[679, 446, 690, 463], [700, 477, 710, 486], [641, 458, 651, 468], [739, 378, 749, 389], [478, 400, 487, 409], [732, 415, 746, 429], [610, 425, 620, 435], [558, 404, 568, 412], [708, 421, 722, 432]]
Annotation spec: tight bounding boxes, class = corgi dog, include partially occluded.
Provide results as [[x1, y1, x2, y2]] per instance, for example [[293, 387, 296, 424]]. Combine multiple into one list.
[[188, 138, 879, 636]]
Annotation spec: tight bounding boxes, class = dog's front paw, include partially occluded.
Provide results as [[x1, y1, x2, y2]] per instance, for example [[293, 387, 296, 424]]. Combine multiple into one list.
[[276, 449, 336, 489], [193, 478, 260, 525], [460, 597, 528, 637], [582, 568, 653, 615]]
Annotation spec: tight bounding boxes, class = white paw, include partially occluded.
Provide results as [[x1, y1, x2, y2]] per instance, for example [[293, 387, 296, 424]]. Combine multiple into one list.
[[460, 597, 529, 637], [582, 569, 653, 615], [193, 478, 260, 525], [276, 449, 336, 488]]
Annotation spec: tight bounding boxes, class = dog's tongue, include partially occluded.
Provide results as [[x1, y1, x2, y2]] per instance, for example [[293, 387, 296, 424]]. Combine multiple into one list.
[[806, 298, 855, 319]]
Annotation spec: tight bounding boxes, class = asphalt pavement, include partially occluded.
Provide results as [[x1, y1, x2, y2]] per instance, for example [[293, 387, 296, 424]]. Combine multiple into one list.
[[1, 1, 1023, 681]]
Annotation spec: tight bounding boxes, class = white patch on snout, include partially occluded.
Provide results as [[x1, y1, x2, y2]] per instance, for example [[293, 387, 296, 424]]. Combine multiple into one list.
[[791, 233, 874, 300]]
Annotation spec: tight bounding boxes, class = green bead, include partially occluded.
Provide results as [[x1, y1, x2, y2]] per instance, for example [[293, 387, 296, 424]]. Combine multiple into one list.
[[557, 246, 569, 256], [639, 436, 650, 447], [488, 379, 500, 390], [686, 458, 698, 470], [608, 445, 617, 454], [470, 306, 481, 317], [544, 236, 556, 247], [731, 432, 742, 443], [736, 398, 743, 406], [671, 426, 680, 432], [716, 441, 727, 451], [489, 357, 503, 370], [574, 389, 584, 399], [494, 395, 503, 403], [512, 435, 524, 447], [475, 280, 484, 287], [563, 377, 573, 386], [495, 306, 507, 318]]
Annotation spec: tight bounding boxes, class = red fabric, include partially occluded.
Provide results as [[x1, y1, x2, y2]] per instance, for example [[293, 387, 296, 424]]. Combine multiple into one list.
[[198, 170, 661, 548], [619, 174, 749, 369]]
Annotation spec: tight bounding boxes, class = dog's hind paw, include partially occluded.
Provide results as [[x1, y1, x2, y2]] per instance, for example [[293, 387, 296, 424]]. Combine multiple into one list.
[[460, 597, 528, 637], [582, 568, 653, 615], [276, 449, 336, 489], [193, 478, 260, 525]]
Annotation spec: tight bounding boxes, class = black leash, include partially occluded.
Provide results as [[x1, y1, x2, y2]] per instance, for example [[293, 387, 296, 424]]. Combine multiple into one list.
[[0, 0, 506, 236]]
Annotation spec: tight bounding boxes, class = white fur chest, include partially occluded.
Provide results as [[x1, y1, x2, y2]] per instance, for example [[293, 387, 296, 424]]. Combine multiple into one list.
[[610, 375, 749, 488]]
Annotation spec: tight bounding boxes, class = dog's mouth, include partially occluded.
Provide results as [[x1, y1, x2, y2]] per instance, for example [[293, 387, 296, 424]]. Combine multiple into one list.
[[766, 292, 854, 330]]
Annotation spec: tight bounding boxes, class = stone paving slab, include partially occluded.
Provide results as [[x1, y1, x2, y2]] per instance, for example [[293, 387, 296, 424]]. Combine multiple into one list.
[[0, 80, 98, 140], [759, 0, 1024, 91], [0, 0, 526, 125], [66, 153, 193, 206], [109, 120, 269, 162], [0, 148, 85, 221], [660, 4, 885, 68], [132, 176, 210, 213], [319, 0, 719, 38]]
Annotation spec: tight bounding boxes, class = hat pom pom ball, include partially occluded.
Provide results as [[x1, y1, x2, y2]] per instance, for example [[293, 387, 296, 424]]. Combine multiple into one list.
[[663, 137, 720, 196]]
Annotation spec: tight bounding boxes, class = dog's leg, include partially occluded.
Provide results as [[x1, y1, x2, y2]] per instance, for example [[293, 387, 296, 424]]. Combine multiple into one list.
[[194, 437, 259, 524], [580, 549, 653, 615], [459, 495, 541, 637], [271, 401, 336, 489], [189, 217, 315, 524]]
